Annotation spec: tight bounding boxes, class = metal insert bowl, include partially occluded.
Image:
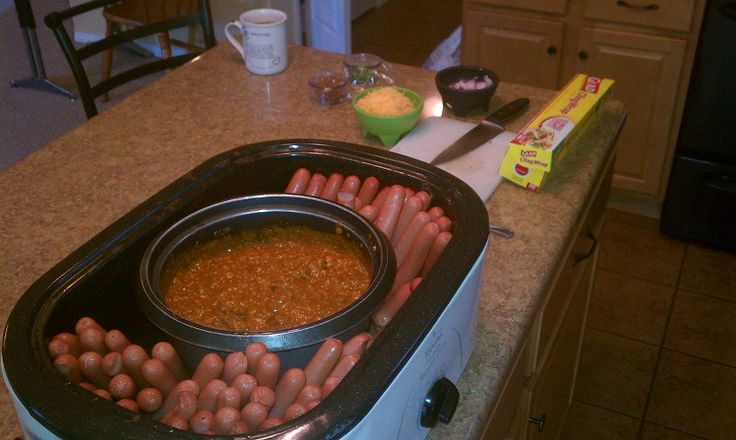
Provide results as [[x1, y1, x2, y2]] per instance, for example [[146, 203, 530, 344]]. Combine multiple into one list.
[[137, 193, 396, 370]]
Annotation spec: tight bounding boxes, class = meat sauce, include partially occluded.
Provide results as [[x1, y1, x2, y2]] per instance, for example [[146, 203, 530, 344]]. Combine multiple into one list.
[[161, 225, 371, 332]]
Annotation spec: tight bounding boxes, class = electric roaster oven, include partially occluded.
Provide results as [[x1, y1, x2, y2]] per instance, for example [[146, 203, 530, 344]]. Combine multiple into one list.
[[2, 140, 490, 439]]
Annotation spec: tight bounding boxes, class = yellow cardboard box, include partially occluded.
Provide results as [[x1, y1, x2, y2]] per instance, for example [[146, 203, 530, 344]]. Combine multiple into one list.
[[506, 74, 614, 172], [498, 154, 548, 192]]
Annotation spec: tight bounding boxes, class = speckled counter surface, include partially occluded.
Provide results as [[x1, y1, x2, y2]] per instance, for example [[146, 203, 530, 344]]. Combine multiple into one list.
[[0, 44, 625, 439]]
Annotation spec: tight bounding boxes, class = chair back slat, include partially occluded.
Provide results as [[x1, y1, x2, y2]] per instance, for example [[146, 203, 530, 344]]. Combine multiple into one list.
[[45, 0, 213, 119]]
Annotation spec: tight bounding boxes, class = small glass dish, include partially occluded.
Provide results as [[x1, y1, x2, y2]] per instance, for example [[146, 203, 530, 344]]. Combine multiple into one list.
[[308, 71, 349, 105]]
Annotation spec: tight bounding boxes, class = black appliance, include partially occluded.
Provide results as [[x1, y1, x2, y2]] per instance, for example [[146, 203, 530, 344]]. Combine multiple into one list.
[[661, 0, 736, 252]]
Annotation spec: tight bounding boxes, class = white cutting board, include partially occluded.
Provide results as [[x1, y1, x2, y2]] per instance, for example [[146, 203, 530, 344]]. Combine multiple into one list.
[[391, 117, 513, 201]]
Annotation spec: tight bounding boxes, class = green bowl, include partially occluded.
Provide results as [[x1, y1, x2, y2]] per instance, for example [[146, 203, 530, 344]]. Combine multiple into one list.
[[352, 87, 423, 147]]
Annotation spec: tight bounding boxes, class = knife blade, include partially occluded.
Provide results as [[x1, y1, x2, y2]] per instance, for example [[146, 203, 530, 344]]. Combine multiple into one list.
[[430, 97, 530, 165]]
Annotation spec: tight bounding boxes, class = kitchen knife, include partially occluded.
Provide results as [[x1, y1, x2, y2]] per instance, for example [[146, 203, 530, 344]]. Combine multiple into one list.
[[430, 98, 530, 165]]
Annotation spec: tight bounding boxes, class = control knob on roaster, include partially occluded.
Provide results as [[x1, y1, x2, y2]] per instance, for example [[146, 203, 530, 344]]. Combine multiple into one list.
[[420, 377, 460, 428]]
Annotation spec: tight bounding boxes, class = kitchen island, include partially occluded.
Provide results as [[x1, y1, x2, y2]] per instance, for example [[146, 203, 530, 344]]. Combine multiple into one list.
[[0, 44, 625, 439]]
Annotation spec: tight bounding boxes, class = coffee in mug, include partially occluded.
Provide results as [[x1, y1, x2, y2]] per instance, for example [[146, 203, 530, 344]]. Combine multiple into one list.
[[225, 9, 288, 75]]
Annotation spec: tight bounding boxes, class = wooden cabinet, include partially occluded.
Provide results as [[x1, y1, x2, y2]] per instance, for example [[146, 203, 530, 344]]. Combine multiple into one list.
[[481, 156, 613, 440], [462, 0, 706, 211]]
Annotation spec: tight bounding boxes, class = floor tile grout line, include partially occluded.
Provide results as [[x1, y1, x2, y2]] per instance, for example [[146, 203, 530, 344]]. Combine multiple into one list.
[[595, 266, 679, 289], [635, 244, 690, 439]]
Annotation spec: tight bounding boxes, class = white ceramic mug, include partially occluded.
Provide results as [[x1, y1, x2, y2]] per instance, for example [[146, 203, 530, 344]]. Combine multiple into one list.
[[225, 9, 288, 75]]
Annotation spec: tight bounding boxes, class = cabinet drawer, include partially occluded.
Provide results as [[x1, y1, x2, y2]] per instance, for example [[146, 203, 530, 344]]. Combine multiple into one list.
[[483, 338, 533, 439], [583, 0, 696, 32], [535, 229, 596, 370], [470, 0, 568, 15]]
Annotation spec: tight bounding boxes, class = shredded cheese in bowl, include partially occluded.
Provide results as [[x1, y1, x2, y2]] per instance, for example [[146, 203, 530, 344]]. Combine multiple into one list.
[[356, 87, 415, 116]]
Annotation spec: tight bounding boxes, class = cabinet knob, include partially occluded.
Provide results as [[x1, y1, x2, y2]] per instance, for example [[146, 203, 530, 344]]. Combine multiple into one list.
[[547, 46, 557, 56], [420, 377, 460, 428], [528, 414, 546, 432], [578, 51, 589, 60]]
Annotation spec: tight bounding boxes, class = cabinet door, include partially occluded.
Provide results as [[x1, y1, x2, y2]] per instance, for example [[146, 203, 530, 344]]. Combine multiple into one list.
[[463, 11, 565, 89], [573, 27, 686, 196], [526, 252, 595, 439]]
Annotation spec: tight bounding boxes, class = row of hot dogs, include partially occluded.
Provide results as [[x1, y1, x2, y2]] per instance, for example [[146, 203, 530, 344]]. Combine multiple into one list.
[[45, 169, 454, 435], [284, 168, 454, 327], [48, 317, 374, 435]]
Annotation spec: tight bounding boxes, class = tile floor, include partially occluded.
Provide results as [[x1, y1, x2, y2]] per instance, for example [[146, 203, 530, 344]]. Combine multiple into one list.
[[561, 209, 736, 440], [352, 2, 736, 438]]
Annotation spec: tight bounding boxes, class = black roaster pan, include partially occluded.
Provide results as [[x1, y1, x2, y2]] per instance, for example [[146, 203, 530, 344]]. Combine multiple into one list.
[[2, 140, 490, 439]]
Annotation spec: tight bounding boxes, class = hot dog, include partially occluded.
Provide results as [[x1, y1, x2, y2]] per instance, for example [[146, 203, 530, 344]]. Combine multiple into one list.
[[78, 351, 110, 389], [305, 173, 327, 197], [191, 352, 225, 390], [53, 353, 83, 383], [295, 384, 321, 405], [342, 332, 373, 357], [283, 402, 307, 421], [47, 337, 75, 360], [103, 329, 131, 353], [357, 204, 379, 222], [215, 386, 242, 411], [328, 354, 360, 381], [101, 352, 126, 377], [78, 382, 97, 392], [284, 168, 311, 194], [136, 387, 163, 413], [229, 420, 250, 434], [163, 415, 188, 431], [173, 390, 199, 422], [151, 342, 189, 382], [198, 379, 227, 413], [304, 399, 321, 411], [153, 379, 199, 420], [391, 195, 423, 244], [121, 344, 150, 389], [421, 231, 452, 276], [356, 176, 380, 207], [417, 193, 432, 213], [374, 185, 406, 238], [320, 376, 341, 398], [255, 352, 280, 390], [115, 398, 139, 413], [336, 191, 356, 210], [269, 368, 306, 419], [320, 173, 344, 201], [240, 402, 268, 432], [433, 216, 453, 233], [258, 417, 284, 432], [74, 316, 104, 335], [230, 373, 257, 403], [109, 373, 137, 400], [79, 327, 108, 355], [52, 332, 81, 357], [249, 385, 276, 409], [372, 279, 417, 328], [393, 211, 431, 267], [339, 175, 361, 196], [428, 206, 444, 221], [222, 351, 248, 385], [94, 388, 113, 401], [303, 338, 343, 387], [213, 406, 241, 435], [393, 222, 439, 289], [369, 186, 391, 212], [189, 410, 214, 434], [140, 358, 177, 397], [245, 342, 267, 376]]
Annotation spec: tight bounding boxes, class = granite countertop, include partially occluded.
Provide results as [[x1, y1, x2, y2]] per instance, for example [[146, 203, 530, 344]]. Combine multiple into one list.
[[0, 44, 626, 439]]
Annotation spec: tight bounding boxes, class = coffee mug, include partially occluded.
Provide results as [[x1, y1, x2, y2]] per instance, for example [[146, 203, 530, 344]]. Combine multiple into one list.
[[225, 8, 288, 75]]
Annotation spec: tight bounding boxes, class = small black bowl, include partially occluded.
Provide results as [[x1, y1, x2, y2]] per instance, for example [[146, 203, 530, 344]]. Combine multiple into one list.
[[435, 66, 499, 116]]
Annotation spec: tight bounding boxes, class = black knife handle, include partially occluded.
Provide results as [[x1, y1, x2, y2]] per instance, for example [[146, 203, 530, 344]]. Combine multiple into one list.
[[487, 98, 530, 125]]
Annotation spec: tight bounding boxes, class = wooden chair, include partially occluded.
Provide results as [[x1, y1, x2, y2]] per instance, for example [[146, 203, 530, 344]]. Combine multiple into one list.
[[45, 0, 214, 119], [100, 0, 201, 94]]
